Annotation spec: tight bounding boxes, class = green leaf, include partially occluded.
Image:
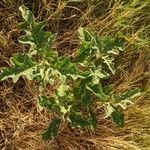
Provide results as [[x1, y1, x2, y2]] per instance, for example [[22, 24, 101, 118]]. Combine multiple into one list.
[[111, 109, 124, 127], [119, 88, 141, 100], [19, 5, 34, 24], [82, 88, 92, 107], [103, 85, 113, 95], [78, 71, 91, 78], [41, 49, 58, 62], [89, 110, 97, 131], [76, 42, 91, 62], [102, 37, 124, 54], [18, 34, 35, 45], [55, 56, 76, 75], [31, 22, 55, 49], [102, 56, 115, 75], [18, 8, 56, 56], [0, 54, 36, 82], [104, 103, 124, 127], [115, 88, 141, 109], [38, 66, 58, 85], [78, 27, 92, 42], [86, 84, 108, 101], [91, 67, 110, 84], [94, 33, 102, 51], [18, 21, 29, 31], [39, 95, 57, 110], [42, 117, 61, 140], [69, 113, 89, 128], [76, 27, 94, 62]]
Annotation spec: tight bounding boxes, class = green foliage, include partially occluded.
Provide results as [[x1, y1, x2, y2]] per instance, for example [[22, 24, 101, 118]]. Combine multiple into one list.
[[0, 5, 141, 140], [0, 54, 37, 82], [42, 117, 61, 140], [111, 109, 124, 127]]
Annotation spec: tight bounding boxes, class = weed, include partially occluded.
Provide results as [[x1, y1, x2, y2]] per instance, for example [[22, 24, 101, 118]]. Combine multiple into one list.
[[0, 5, 141, 140]]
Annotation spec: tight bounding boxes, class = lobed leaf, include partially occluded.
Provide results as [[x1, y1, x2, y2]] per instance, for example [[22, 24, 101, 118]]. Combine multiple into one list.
[[0, 54, 36, 83]]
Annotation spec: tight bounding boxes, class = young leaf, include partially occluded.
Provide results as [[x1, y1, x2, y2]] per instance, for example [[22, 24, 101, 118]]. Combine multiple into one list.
[[42, 117, 61, 140]]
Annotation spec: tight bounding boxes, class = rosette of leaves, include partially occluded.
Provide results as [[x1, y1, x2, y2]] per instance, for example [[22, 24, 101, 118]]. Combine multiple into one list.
[[0, 5, 141, 140]]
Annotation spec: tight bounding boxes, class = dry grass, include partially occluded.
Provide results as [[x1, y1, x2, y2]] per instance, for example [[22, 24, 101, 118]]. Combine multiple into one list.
[[0, 0, 150, 149]]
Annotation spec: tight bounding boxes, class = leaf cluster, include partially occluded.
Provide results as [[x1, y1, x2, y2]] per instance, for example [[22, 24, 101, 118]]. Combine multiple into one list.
[[0, 5, 141, 140]]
